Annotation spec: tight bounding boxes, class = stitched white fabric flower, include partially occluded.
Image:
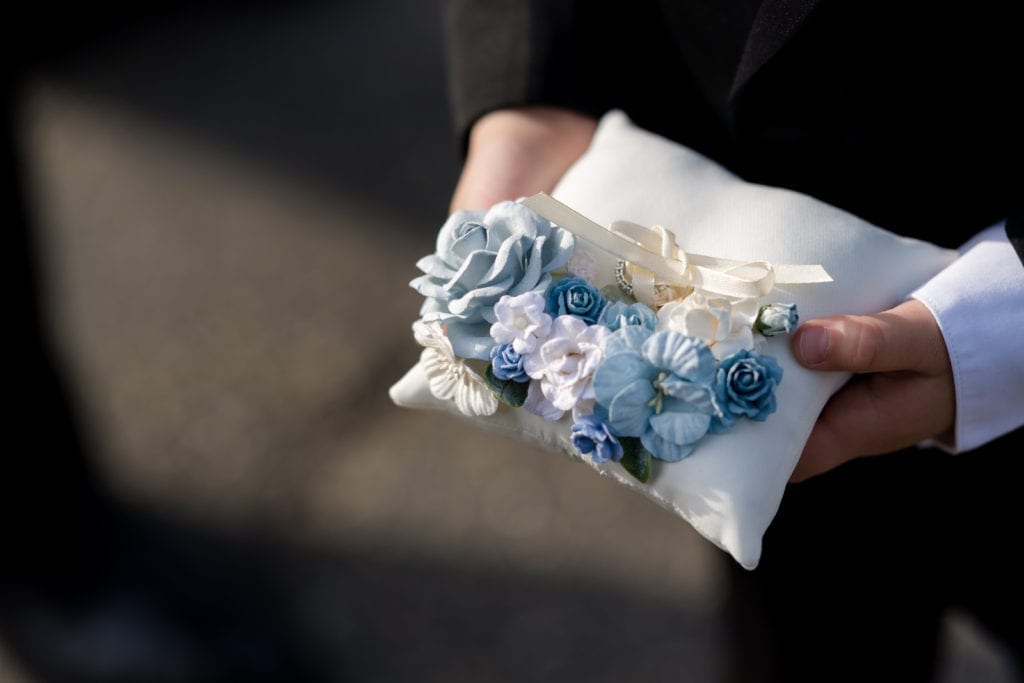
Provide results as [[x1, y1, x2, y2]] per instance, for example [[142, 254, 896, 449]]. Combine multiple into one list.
[[656, 293, 759, 359], [489, 292, 552, 355], [522, 316, 610, 420], [414, 321, 498, 417]]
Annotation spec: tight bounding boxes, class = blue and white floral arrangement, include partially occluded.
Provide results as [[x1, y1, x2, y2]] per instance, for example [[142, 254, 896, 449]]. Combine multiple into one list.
[[409, 195, 802, 483]]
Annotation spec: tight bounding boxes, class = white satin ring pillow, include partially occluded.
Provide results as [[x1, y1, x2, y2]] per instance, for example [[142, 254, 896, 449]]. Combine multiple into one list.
[[390, 111, 955, 569]]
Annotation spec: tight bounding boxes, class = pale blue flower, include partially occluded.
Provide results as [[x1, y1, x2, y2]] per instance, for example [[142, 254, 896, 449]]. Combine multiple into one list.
[[593, 328, 718, 461], [571, 413, 624, 463], [755, 303, 799, 337], [601, 301, 657, 332], [546, 276, 606, 324], [489, 343, 529, 383], [712, 349, 783, 432], [412, 202, 574, 360]]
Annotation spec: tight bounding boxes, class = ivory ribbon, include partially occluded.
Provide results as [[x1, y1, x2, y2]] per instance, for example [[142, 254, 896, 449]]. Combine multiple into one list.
[[521, 193, 831, 304]]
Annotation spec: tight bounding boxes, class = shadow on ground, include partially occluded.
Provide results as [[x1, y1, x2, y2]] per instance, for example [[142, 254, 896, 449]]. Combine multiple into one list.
[[2, 504, 719, 682], [3, 2, 725, 681]]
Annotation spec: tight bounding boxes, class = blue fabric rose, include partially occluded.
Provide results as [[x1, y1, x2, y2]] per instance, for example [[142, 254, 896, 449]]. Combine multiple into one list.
[[593, 327, 718, 461], [489, 343, 529, 383], [411, 202, 575, 360], [601, 301, 657, 332], [755, 303, 799, 337], [571, 413, 624, 463], [546, 276, 606, 324], [712, 349, 783, 432]]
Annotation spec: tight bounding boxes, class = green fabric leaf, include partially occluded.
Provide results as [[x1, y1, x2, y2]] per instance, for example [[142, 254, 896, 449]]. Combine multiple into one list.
[[619, 437, 653, 483], [484, 366, 529, 407]]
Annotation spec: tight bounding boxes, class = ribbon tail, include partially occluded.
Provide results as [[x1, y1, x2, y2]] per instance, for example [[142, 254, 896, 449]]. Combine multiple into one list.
[[521, 192, 832, 301], [773, 264, 833, 284]]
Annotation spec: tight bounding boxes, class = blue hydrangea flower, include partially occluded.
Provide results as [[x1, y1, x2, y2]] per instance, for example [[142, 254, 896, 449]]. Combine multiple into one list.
[[593, 327, 718, 461], [546, 276, 606, 324], [411, 202, 574, 360], [711, 349, 783, 432], [489, 343, 529, 383], [601, 301, 657, 332], [571, 413, 624, 463], [755, 303, 799, 337]]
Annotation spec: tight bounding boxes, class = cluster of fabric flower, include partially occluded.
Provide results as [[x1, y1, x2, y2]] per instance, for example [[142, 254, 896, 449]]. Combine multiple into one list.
[[410, 201, 798, 481]]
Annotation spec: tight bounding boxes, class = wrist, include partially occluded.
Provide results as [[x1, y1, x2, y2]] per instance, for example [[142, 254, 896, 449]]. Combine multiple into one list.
[[469, 107, 597, 162], [451, 107, 597, 212]]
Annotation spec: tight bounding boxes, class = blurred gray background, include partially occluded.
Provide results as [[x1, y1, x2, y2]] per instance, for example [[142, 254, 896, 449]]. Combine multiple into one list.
[[3, 0, 1016, 680]]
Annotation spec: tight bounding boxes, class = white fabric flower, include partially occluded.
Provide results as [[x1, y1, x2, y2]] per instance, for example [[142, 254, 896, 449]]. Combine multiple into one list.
[[522, 316, 610, 420], [489, 292, 552, 355], [523, 382, 595, 422], [523, 381, 564, 421], [414, 321, 498, 417], [656, 292, 759, 359]]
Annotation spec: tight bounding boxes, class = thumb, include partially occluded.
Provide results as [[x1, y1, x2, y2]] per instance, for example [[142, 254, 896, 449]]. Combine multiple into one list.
[[790, 300, 946, 374]]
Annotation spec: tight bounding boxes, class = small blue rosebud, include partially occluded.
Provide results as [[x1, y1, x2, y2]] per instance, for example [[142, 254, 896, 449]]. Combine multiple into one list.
[[711, 349, 784, 432], [755, 303, 798, 337], [571, 414, 624, 463], [601, 300, 657, 332], [489, 342, 530, 383], [546, 276, 607, 324]]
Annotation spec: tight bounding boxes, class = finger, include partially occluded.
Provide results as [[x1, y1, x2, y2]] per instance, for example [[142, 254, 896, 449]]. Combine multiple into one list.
[[790, 371, 954, 482], [790, 300, 948, 374]]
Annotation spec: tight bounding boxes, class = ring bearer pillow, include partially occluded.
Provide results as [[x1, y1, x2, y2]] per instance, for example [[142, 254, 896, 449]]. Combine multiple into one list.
[[390, 111, 955, 569]]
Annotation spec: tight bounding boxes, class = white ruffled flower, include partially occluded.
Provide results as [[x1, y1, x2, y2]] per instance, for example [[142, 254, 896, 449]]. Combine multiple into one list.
[[656, 292, 759, 359], [489, 292, 552, 355], [522, 316, 610, 420], [523, 381, 565, 421], [414, 321, 498, 417]]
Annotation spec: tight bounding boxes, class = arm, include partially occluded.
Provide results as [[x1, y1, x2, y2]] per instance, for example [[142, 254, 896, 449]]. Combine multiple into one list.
[[443, 1, 601, 211], [910, 223, 1024, 452], [444, 0, 609, 152], [444, 0, 714, 212], [450, 107, 596, 212]]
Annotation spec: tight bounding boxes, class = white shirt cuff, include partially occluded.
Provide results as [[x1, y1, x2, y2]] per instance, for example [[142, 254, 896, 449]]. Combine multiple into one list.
[[911, 222, 1024, 453]]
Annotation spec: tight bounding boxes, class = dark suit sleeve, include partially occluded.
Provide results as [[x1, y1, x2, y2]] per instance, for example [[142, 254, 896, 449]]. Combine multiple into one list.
[[1006, 217, 1024, 267], [443, 1, 608, 147], [442, 1, 720, 155]]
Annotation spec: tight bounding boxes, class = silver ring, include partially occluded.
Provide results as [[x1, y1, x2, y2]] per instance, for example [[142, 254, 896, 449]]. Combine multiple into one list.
[[614, 259, 634, 296]]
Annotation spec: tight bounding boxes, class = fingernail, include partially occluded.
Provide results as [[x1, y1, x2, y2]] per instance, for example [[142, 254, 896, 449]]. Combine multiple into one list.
[[798, 326, 829, 365]]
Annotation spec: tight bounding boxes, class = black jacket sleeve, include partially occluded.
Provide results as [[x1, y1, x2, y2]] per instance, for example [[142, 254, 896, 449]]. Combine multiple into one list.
[[443, 0, 606, 145], [442, 1, 725, 156], [1006, 217, 1024, 267]]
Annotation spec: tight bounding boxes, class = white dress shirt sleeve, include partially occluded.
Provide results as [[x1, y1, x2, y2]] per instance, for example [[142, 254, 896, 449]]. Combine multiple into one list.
[[911, 222, 1024, 452]]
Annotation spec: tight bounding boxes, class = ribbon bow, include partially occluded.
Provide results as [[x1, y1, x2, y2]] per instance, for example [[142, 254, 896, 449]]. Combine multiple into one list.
[[520, 193, 831, 306]]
